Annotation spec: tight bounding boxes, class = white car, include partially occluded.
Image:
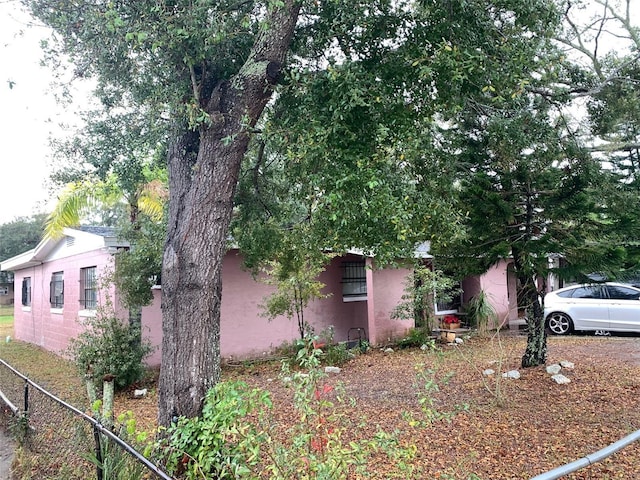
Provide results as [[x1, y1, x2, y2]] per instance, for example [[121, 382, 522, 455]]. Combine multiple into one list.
[[544, 283, 640, 335]]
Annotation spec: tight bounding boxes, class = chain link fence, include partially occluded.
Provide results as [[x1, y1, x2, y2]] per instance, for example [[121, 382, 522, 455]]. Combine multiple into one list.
[[0, 359, 172, 480]]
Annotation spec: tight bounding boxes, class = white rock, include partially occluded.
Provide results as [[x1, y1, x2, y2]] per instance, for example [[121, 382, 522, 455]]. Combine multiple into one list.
[[134, 388, 147, 398], [325, 366, 341, 374], [502, 370, 521, 379], [454, 337, 464, 344], [546, 364, 562, 375], [560, 360, 575, 369], [5, 336, 10, 343], [551, 374, 571, 384], [482, 369, 495, 376], [384, 348, 394, 353], [420, 344, 429, 351]]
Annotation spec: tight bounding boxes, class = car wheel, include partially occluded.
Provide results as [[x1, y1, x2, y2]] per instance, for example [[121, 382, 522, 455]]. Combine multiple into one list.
[[546, 312, 573, 335]]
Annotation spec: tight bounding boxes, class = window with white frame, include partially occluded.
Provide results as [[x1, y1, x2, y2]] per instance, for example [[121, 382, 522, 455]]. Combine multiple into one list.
[[342, 260, 367, 301], [435, 282, 462, 314], [79, 266, 97, 309], [0, 286, 7, 296], [21, 278, 31, 306], [50, 271, 64, 308]]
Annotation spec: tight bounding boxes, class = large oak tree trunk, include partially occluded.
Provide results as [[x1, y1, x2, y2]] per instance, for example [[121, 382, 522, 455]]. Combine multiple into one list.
[[158, 1, 302, 426]]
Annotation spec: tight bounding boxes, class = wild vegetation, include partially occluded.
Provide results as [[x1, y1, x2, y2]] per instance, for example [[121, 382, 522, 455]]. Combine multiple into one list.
[[12, 0, 640, 427], [1, 310, 640, 479]]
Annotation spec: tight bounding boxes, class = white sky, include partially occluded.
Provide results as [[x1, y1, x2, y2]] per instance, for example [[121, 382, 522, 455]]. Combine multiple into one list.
[[0, 2, 84, 225]]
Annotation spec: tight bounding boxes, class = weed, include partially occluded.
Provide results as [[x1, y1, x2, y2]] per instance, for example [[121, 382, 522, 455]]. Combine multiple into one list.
[[323, 342, 354, 366], [396, 327, 435, 349]]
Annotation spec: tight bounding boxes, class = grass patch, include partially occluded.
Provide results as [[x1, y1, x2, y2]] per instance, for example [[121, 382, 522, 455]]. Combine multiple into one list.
[[0, 323, 81, 401]]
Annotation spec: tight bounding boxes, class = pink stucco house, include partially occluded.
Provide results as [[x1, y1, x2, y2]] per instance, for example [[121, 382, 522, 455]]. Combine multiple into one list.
[[0, 227, 419, 365], [0, 227, 128, 355], [0, 227, 522, 366]]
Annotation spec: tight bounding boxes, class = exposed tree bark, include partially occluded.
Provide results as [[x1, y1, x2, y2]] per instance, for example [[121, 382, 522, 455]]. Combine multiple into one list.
[[158, 1, 302, 426], [515, 243, 547, 367], [521, 278, 547, 368]]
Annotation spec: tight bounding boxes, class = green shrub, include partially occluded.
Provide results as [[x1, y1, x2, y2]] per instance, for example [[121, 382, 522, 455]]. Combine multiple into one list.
[[161, 337, 373, 479], [396, 327, 433, 349], [162, 381, 269, 479], [324, 342, 354, 365], [465, 290, 498, 333], [68, 309, 154, 390]]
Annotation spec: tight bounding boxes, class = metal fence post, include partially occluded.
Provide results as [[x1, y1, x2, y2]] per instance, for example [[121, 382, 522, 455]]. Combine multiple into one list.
[[93, 424, 104, 480], [23, 380, 28, 413]]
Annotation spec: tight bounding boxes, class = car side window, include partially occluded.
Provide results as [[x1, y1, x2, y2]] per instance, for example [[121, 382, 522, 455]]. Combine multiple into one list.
[[605, 285, 640, 300], [556, 290, 575, 298], [569, 286, 602, 299]]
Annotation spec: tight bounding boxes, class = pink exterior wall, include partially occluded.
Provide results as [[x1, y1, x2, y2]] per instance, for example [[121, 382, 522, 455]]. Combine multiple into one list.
[[11, 244, 413, 365], [13, 249, 118, 355], [142, 251, 411, 363], [477, 260, 512, 326], [368, 261, 413, 344], [461, 260, 518, 327], [140, 288, 163, 366]]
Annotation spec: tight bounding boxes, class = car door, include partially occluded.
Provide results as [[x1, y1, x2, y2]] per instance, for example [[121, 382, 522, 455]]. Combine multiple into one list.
[[566, 285, 609, 330], [604, 285, 640, 332]]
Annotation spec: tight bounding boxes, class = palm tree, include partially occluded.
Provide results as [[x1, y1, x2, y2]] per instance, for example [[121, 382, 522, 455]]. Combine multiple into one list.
[[44, 174, 166, 239]]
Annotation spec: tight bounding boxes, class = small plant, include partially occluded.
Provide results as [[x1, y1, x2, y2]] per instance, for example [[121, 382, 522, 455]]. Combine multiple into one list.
[[161, 336, 374, 479], [393, 265, 460, 332], [87, 411, 151, 480], [268, 337, 371, 478], [324, 342, 354, 366], [454, 328, 510, 408], [260, 254, 332, 339], [68, 306, 154, 392], [441, 314, 460, 326], [9, 413, 30, 448], [162, 381, 269, 479], [396, 327, 434, 349], [465, 290, 497, 334], [403, 364, 460, 428]]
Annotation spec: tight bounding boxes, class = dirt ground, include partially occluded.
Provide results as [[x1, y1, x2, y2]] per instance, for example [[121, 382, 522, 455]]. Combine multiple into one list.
[[211, 333, 640, 479], [0, 431, 12, 480], [7, 331, 640, 479]]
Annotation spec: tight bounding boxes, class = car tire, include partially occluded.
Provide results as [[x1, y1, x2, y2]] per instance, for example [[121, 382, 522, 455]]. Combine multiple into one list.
[[546, 312, 573, 335]]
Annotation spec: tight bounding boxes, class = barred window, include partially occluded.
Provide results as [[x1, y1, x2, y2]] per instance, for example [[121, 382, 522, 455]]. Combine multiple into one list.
[[342, 261, 367, 300], [50, 271, 64, 308], [80, 267, 97, 309], [21, 278, 31, 306]]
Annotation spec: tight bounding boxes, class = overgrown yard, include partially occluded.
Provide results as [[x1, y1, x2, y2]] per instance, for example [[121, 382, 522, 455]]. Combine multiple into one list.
[[1, 320, 640, 479]]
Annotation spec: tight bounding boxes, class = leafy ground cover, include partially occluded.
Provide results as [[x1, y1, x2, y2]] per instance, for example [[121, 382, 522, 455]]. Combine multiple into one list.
[[1, 321, 640, 479]]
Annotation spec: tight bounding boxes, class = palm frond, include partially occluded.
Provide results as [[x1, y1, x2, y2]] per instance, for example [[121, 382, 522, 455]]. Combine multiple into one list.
[[44, 181, 99, 239]]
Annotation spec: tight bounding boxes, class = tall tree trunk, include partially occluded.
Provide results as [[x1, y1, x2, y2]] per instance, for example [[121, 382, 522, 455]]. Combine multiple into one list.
[[521, 277, 547, 367], [158, 1, 302, 426]]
